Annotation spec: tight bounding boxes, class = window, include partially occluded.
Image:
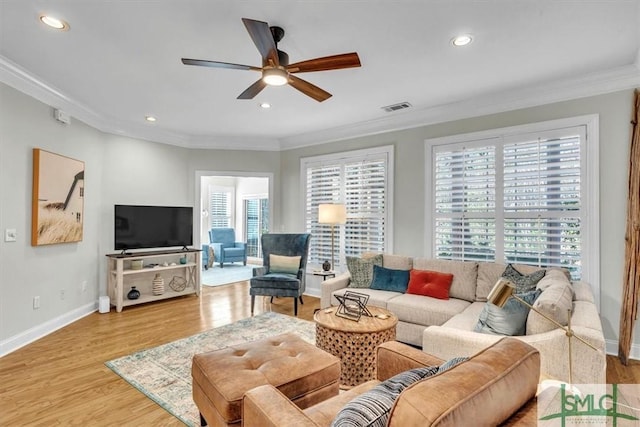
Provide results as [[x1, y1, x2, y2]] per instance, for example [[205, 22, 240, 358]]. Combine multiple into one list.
[[426, 116, 599, 292], [209, 188, 232, 228], [302, 146, 393, 268], [244, 197, 269, 258]]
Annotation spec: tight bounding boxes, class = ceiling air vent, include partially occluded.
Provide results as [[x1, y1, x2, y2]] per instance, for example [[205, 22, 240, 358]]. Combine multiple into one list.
[[381, 102, 412, 113]]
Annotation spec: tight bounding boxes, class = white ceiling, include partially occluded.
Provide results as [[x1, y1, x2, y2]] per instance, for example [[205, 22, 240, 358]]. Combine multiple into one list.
[[1, 1, 639, 151]]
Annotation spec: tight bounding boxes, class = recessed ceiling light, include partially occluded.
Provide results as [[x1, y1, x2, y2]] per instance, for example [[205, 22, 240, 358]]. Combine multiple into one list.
[[145, 115, 157, 122], [39, 14, 70, 31], [451, 34, 473, 47], [259, 102, 272, 109]]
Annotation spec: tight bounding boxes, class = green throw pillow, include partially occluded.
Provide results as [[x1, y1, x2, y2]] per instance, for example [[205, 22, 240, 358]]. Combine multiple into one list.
[[269, 254, 301, 275], [346, 254, 383, 288], [502, 264, 546, 293]]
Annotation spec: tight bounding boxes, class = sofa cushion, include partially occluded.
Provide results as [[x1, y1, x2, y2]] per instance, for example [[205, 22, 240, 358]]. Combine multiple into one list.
[[346, 254, 383, 288], [361, 253, 412, 271], [406, 269, 453, 299], [370, 265, 410, 293], [441, 302, 486, 330], [332, 288, 399, 309], [380, 253, 413, 270], [387, 293, 471, 326], [572, 281, 595, 303], [535, 268, 572, 291], [412, 259, 478, 302], [389, 338, 539, 427], [269, 254, 300, 274], [475, 288, 541, 336], [526, 271, 574, 335], [501, 264, 546, 293]]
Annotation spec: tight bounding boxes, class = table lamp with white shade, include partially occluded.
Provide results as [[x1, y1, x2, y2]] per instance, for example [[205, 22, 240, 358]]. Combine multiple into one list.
[[318, 203, 347, 272]]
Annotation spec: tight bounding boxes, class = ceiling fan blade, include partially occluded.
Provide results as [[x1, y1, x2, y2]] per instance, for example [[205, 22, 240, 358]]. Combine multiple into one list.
[[287, 52, 361, 73], [288, 75, 332, 102], [237, 79, 268, 99], [181, 58, 261, 71], [242, 18, 279, 67]]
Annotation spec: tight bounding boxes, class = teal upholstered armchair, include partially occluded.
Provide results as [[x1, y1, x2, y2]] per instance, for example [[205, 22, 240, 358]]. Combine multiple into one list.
[[209, 228, 247, 268], [250, 233, 311, 316]]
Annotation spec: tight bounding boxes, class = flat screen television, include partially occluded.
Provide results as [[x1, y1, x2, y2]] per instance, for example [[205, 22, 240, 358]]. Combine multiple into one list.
[[114, 205, 193, 252]]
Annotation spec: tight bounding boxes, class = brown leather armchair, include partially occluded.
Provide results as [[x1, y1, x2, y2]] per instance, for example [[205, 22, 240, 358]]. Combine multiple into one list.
[[243, 338, 539, 426]]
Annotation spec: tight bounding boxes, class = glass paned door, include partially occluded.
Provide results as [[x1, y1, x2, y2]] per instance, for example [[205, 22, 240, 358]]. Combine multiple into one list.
[[244, 198, 269, 258]]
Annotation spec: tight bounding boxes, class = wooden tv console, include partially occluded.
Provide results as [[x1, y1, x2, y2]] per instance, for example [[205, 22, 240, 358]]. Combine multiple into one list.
[[106, 249, 201, 312]]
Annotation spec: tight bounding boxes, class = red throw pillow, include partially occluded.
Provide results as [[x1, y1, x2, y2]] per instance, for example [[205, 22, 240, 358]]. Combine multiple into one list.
[[407, 269, 454, 299]]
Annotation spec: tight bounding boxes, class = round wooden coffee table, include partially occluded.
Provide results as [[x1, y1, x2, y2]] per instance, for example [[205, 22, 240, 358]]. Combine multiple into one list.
[[314, 305, 398, 388]]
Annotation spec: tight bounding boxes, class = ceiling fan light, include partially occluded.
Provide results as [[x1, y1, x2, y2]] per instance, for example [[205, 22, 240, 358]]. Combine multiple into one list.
[[262, 68, 288, 86]]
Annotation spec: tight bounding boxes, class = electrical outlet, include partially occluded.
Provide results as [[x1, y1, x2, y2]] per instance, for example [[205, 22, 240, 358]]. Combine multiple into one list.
[[33, 296, 40, 309], [60, 289, 65, 300], [81, 281, 87, 292]]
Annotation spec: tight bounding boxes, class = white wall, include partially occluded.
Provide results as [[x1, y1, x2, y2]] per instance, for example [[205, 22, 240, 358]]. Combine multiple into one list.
[[0, 83, 281, 355], [0, 83, 106, 351], [281, 89, 639, 356]]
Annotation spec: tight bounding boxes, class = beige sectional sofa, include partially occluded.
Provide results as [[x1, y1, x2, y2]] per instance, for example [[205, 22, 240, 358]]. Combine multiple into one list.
[[320, 254, 606, 384]]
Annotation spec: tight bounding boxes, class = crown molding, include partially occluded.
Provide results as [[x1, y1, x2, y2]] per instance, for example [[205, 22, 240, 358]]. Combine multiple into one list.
[[2, 54, 638, 152], [279, 63, 640, 150], [0, 55, 280, 151]]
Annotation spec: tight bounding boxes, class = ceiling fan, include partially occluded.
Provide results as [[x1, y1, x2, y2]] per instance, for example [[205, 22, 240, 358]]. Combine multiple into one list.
[[181, 18, 361, 102]]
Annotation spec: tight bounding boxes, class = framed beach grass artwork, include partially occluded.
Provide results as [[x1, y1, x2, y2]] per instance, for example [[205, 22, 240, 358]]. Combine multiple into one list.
[[31, 149, 85, 246]]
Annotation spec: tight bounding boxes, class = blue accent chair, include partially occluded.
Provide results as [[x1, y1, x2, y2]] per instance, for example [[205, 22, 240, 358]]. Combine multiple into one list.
[[209, 228, 247, 268], [250, 233, 311, 316]]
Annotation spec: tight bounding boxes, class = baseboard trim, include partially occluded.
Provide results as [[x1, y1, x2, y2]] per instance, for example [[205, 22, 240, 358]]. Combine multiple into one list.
[[606, 339, 640, 361], [304, 288, 321, 298], [0, 302, 97, 357]]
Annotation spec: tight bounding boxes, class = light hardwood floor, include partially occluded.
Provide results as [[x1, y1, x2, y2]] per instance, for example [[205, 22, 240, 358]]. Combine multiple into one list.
[[1, 282, 638, 426]]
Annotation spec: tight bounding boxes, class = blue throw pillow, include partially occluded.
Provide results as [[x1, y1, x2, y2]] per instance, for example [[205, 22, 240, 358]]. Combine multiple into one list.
[[369, 265, 410, 293], [475, 288, 541, 336]]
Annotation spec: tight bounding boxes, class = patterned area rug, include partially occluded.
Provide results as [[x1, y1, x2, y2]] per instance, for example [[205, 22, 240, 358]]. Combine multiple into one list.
[[105, 312, 315, 426], [201, 263, 254, 287]]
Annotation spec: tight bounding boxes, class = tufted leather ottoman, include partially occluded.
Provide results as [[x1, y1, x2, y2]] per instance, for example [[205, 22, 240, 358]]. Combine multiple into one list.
[[191, 332, 340, 427]]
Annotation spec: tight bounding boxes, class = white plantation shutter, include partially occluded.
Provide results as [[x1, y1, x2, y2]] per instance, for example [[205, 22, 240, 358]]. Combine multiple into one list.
[[431, 124, 588, 280], [303, 146, 393, 268], [305, 163, 341, 266], [209, 189, 232, 228], [434, 143, 496, 261], [503, 130, 583, 278], [345, 159, 386, 256]]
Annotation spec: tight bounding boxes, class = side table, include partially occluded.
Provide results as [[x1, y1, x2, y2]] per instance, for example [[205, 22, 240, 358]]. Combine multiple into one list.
[[314, 306, 398, 388], [313, 270, 336, 281]]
